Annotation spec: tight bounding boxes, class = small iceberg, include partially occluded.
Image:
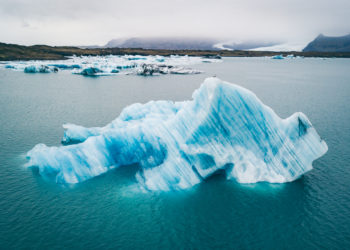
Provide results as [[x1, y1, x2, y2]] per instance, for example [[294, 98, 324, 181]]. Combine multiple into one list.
[[24, 65, 58, 73], [75, 67, 104, 76], [48, 64, 81, 69], [271, 55, 285, 60], [168, 67, 202, 75], [26, 78, 327, 191], [136, 64, 165, 76], [127, 56, 147, 61], [137, 64, 202, 76], [202, 54, 222, 59]]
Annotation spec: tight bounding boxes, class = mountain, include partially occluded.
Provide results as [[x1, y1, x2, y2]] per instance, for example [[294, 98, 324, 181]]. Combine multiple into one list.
[[2, 41, 350, 61], [103, 37, 277, 51], [104, 37, 220, 50], [303, 34, 350, 52]]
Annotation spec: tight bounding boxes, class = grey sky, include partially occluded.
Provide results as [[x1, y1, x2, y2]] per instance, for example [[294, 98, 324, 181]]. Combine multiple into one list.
[[0, 0, 349, 46]]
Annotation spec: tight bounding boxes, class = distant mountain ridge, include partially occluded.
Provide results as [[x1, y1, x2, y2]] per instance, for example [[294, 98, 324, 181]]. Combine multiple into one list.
[[2, 41, 350, 61], [100, 37, 277, 51], [104, 37, 220, 50], [303, 34, 350, 52]]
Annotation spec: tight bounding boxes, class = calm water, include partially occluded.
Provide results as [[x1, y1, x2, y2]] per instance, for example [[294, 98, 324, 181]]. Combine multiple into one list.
[[0, 57, 350, 249]]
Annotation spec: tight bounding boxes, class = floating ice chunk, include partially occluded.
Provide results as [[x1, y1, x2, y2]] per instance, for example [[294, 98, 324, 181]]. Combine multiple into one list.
[[137, 64, 202, 76], [272, 54, 295, 60], [136, 64, 164, 76], [168, 67, 202, 74], [271, 55, 285, 60], [24, 66, 37, 73], [26, 78, 327, 191], [24, 65, 57, 73], [127, 56, 147, 61], [202, 54, 222, 59], [48, 64, 81, 69], [75, 67, 103, 76], [2, 55, 221, 77]]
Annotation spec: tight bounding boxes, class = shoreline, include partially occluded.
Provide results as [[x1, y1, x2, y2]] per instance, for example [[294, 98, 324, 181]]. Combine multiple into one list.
[[1, 42, 350, 61]]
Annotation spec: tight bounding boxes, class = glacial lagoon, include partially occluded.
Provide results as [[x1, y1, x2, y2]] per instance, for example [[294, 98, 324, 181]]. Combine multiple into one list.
[[1, 57, 350, 249]]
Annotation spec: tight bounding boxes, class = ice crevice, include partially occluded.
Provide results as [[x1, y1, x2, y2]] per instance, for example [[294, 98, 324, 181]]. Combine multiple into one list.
[[26, 77, 328, 191]]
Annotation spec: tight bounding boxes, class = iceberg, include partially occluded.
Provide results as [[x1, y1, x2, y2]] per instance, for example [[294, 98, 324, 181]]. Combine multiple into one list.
[[24, 65, 58, 73], [167, 66, 202, 75], [26, 78, 327, 191], [110, 69, 120, 73], [136, 64, 166, 76], [48, 64, 81, 69], [271, 55, 285, 60], [127, 57, 147, 60], [74, 67, 104, 76], [1, 55, 220, 77], [136, 64, 202, 76], [202, 54, 222, 59], [272, 54, 294, 59]]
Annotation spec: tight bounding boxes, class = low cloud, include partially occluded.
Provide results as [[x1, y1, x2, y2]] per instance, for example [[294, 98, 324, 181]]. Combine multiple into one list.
[[0, 0, 349, 46]]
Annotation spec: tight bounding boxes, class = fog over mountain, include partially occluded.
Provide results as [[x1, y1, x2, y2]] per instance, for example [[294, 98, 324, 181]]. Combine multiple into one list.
[[0, 0, 349, 47], [104, 37, 220, 50], [99, 37, 277, 51]]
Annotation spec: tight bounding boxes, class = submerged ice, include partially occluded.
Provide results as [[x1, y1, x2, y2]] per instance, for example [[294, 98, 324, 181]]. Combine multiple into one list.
[[26, 78, 327, 191]]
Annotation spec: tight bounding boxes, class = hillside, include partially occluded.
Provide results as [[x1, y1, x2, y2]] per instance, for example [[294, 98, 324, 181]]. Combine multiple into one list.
[[1, 42, 350, 61], [303, 34, 350, 52]]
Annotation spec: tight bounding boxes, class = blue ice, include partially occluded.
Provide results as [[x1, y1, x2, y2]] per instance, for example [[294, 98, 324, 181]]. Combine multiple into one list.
[[272, 55, 285, 59], [26, 78, 328, 191], [24, 65, 57, 73]]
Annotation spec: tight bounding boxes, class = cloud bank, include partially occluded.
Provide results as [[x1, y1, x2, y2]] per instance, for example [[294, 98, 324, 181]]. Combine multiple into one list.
[[0, 0, 349, 46]]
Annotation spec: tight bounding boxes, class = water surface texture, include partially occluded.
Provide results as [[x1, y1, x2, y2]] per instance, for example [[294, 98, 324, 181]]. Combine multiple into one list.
[[1, 58, 349, 249]]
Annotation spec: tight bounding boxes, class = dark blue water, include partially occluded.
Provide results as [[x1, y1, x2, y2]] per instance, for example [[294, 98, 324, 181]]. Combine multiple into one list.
[[1, 58, 350, 249]]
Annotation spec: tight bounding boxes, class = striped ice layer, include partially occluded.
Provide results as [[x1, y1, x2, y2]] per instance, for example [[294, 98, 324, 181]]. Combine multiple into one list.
[[26, 78, 328, 190]]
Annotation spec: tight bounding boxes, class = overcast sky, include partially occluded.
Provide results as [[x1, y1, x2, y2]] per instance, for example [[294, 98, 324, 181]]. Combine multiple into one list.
[[0, 0, 349, 46]]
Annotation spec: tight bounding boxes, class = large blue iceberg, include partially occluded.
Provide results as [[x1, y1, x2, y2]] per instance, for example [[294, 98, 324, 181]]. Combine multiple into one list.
[[26, 78, 328, 191]]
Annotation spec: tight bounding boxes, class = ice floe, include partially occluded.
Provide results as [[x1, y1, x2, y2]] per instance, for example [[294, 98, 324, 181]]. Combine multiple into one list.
[[1, 55, 221, 76]]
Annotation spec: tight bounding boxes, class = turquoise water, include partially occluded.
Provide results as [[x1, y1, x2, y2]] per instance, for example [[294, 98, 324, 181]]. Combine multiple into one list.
[[0, 57, 350, 249]]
